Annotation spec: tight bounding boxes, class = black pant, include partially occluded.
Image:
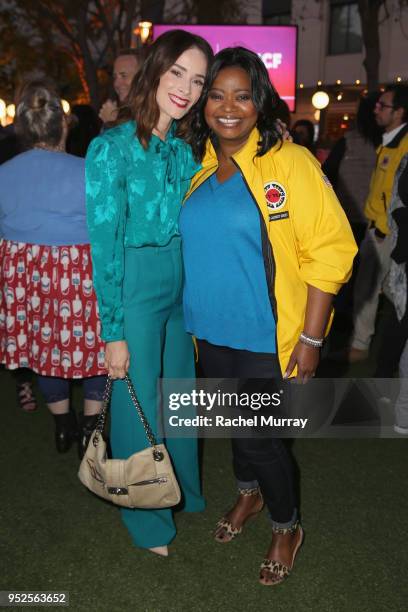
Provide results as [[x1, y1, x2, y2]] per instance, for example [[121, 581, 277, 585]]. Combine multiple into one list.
[[197, 339, 297, 525]]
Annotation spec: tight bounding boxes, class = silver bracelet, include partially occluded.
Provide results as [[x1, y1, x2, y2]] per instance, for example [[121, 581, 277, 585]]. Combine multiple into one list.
[[299, 332, 324, 348]]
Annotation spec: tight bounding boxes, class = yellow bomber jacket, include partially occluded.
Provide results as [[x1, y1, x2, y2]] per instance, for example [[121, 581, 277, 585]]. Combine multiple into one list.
[[185, 129, 357, 374], [364, 124, 408, 235]]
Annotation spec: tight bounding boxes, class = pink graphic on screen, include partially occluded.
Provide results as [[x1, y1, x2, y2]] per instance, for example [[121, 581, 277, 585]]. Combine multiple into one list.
[[153, 25, 297, 111]]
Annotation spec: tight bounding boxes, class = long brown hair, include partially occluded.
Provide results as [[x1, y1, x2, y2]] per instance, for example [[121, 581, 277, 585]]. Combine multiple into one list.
[[117, 30, 213, 148]]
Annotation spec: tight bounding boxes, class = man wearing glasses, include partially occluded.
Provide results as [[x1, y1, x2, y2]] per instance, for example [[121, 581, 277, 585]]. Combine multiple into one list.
[[348, 84, 408, 363]]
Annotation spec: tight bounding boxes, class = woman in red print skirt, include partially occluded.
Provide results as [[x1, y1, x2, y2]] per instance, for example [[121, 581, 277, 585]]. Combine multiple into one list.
[[0, 80, 106, 455]]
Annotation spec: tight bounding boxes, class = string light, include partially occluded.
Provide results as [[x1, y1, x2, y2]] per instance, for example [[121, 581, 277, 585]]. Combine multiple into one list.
[[299, 83, 304, 89], [317, 80, 322, 86], [312, 91, 329, 110], [397, 76, 402, 82], [343, 114, 349, 121], [336, 79, 342, 85], [355, 79, 361, 85], [337, 93, 343, 101]]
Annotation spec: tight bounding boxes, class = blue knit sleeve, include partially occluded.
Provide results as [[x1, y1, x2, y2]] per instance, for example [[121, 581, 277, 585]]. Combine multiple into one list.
[[85, 135, 127, 342]]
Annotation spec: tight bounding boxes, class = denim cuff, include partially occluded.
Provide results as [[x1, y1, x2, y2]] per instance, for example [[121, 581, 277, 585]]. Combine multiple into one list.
[[236, 478, 259, 490], [269, 508, 298, 530]]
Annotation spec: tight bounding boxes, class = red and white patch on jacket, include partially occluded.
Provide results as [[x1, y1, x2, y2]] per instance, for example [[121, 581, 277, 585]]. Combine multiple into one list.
[[264, 181, 286, 210]]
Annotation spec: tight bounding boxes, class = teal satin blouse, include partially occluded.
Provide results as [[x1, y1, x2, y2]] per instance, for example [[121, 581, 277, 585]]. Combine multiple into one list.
[[85, 120, 200, 342]]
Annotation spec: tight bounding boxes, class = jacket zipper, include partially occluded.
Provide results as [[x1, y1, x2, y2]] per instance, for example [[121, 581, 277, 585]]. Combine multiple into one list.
[[231, 159, 280, 369]]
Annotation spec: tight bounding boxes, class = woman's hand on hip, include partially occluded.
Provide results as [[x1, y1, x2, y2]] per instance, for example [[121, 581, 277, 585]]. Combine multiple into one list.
[[283, 342, 319, 384], [105, 340, 130, 379]]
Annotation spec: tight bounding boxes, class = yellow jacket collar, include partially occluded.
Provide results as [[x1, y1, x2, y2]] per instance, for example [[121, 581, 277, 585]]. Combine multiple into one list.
[[203, 127, 283, 168], [203, 127, 261, 167]]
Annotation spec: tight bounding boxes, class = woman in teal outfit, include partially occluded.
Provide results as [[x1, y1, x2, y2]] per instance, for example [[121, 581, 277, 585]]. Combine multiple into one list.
[[85, 30, 213, 556]]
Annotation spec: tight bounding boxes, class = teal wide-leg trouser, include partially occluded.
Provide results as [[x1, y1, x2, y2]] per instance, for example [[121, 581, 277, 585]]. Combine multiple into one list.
[[110, 237, 205, 548]]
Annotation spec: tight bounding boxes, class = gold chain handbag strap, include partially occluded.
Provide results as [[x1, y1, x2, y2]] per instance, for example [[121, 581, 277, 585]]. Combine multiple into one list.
[[93, 375, 164, 461]]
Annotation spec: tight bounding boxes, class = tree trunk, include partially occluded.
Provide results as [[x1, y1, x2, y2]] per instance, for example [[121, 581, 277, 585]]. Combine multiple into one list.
[[76, 5, 101, 108], [141, 0, 165, 22], [358, 0, 383, 91]]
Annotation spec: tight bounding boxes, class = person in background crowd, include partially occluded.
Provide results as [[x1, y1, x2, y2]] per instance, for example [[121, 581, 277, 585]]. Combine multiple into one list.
[[323, 92, 382, 318], [1, 107, 37, 412], [386, 154, 408, 433], [291, 119, 316, 155], [98, 48, 146, 125], [345, 84, 408, 363], [274, 97, 291, 129], [180, 46, 356, 586], [86, 29, 213, 558], [375, 155, 408, 428], [0, 80, 106, 455], [0, 124, 19, 164], [323, 92, 382, 246], [66, 104, 101, 157]]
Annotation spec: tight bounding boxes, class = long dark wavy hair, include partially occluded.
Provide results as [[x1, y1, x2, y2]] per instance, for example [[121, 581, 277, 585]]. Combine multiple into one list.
[[187, 46, 282, 161], [117, 29, 213, 148]]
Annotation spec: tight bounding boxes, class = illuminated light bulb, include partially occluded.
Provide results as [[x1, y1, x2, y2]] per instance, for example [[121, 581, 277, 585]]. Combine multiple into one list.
[[6, 103, 15, 119], [355, 79, 361, 85], [138, 21, 152, 44], [0, 98, 6, 126], [336, 79, 342, 85], [61, 99, 70, 114], [337, 94, 343, 101], [397, 76, 402, 82], [312, 91, 329, 110], [343, 114, 349, 121], [299, 83, 304, 89], [317, 80, 322, 86]]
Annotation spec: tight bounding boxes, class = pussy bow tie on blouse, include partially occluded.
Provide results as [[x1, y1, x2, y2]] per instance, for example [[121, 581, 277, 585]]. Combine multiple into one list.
[[155, 136, 183, 185]]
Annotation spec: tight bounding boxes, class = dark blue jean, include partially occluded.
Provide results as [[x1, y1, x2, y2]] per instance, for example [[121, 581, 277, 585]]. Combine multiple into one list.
[[197, 339, 298, 528], [37, 375, 106, 403]]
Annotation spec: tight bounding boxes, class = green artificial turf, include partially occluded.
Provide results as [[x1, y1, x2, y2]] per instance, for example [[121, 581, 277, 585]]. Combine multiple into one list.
[[1, 369, 407, 612]]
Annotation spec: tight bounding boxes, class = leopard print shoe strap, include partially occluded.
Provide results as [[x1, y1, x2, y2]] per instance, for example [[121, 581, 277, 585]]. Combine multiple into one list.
[[260, 558, 290, 580], [238, 487, 260, 496], [215, 518, 243, 540]]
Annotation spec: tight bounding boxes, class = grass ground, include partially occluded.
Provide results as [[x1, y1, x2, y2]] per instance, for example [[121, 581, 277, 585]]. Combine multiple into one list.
[[1, 366, 408, 612]]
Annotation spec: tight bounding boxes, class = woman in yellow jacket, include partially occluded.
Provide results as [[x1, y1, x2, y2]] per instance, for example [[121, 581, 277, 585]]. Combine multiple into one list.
[[179, 47, 357, 586]]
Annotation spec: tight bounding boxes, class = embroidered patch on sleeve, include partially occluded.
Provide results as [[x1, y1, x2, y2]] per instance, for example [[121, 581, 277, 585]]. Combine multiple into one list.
[[264, 181, 287, 209]]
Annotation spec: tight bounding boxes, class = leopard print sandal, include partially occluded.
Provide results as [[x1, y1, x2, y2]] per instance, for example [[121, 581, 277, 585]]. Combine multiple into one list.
[[214, 487, 264, 543], [259, 521, 304, 586]]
